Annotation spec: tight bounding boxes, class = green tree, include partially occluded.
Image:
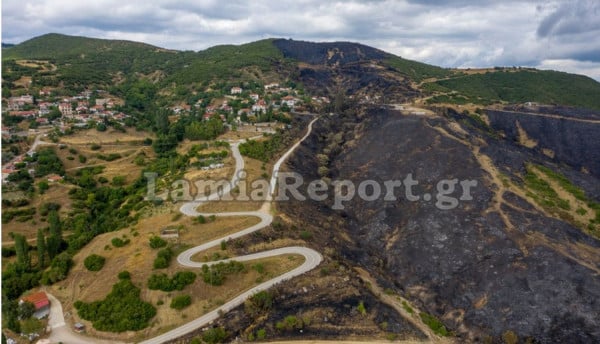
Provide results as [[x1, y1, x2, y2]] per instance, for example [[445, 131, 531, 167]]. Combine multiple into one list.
[[36, 228, 47, 268], [46, 210, 62, 259], [13, 233, 30, 269]]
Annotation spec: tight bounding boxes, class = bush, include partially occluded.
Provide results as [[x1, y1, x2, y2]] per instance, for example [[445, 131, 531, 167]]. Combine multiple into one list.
[[153, 247, 173, 269], [111, 237, 130, 248], [118, 271, 131, 280], [202, 327, 228, 344], [170, 295, 192, 310], [84, 254, 106, 271], [148, 271, 196, 291], [276, 315, 303, 331], [149, 236, 167, 249], [245, 291, 273, 316], [90, 143, 101, 150], [201, 261, 245, 286]]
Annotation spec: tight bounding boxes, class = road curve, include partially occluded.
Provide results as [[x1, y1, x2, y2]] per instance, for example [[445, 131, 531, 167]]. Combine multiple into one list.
[[140, 117, 322, 344]]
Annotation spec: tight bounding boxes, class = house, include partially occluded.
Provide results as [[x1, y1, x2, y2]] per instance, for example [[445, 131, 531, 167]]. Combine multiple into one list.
[[47, 174, 63, 183], [281, 95, 298, 108], [230, 87, 243, 95], [9, 111, 37, 118], [19, 292, 50, 319], [35, 118, 49, 125], [252, 100, 268, 113], [58, 103, 73, 117], [39, 88, 52, 96], [264, 83, 279, 90], [249, 93, 260, 101], [238, 108, 251, 116]]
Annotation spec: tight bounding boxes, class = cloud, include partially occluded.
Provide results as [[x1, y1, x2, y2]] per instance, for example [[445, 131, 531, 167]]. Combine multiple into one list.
[[2, 0, 600, 80]]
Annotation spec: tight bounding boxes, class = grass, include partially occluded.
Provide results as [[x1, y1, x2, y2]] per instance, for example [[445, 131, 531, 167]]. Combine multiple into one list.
[[425, 69, 600, 110], [523, 164, 600, 236], [419, 312, 449, 337]]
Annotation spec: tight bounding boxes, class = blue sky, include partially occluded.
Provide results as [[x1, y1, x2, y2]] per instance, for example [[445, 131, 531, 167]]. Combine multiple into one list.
[[2, 0, 600, 80]]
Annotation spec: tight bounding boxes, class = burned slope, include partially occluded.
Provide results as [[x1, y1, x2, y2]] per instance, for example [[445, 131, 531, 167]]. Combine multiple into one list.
[[273, 39, 419, 102], [486, 107, 600, 179], [280, 108, 600, 343]]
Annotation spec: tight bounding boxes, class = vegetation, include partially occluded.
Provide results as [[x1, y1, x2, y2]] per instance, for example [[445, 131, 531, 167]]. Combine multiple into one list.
[[84, 254, 106, 271], [426, 69, 600, 110], [419, 312, 449, 336], [244, 291, 273, 316], [149, 236, 167, 249], [147, 271, 197, 291], [386, 55, 452, 82], [111, 237, 130, 248], [201, 326, 228, 344], [75, 278, 156, 332], [201, 261, 246, 286], [170, 294, 192, 310], [153, 247, 174, 269], [239, 132, 284, 162], [275, 315, 304, 331]]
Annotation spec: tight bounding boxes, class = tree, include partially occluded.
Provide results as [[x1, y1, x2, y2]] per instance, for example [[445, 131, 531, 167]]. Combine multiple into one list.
[[18, 301, 36, 319], [37, 229, 47, 268], [46, 210, 63, 259], [13, 233, 30, 269]]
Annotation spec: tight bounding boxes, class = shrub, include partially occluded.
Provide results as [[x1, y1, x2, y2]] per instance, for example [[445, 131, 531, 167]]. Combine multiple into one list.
[[170, 295, 192, 310], [90, 143, 101, 150], [148, 271, 196, 291], [202, 327, 228, 344], [149, 236, 167, 249], [245, 291, 273, 316], [153, 247, 173, 269], [357, 301, 366, 316], [84, 254, 106, 271], [118, 271, 131, 280], [276, 315, 303, 331], [111, 237, 130, 248]]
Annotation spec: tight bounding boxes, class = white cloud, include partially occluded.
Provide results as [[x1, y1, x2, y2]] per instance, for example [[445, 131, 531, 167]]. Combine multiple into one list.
[[2, 0, 599, 80]]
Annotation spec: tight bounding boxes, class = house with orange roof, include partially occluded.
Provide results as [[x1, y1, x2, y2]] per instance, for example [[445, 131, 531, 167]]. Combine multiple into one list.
[[19, 291, 50, 319]]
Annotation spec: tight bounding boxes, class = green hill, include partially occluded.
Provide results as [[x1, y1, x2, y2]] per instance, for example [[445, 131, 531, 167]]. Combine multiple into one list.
[[2, 33, 197, 85], [423, 69, 600, 110]]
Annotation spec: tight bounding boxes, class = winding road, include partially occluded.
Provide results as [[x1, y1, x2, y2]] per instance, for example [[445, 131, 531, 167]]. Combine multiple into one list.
[[48, 117, 321, 343], [140, 116, 322, 344]]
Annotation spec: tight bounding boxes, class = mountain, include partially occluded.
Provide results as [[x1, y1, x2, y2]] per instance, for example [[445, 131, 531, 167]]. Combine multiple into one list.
[[4, 33, 600, 109], [2, 33, 600, 342]]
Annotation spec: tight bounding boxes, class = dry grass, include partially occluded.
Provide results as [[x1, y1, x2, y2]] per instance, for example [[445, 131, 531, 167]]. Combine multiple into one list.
[[50, 204, 302, 341], [59, 128, 153, 145]]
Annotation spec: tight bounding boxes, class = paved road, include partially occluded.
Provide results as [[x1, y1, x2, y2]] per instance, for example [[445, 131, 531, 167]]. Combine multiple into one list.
[[141, 117, 322, 344], [46, 118, 322, 344]]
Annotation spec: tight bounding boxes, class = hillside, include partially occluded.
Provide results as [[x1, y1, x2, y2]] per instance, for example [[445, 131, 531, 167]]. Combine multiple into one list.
[[423, 69, 600, 110], [3, 33, 600, 110]]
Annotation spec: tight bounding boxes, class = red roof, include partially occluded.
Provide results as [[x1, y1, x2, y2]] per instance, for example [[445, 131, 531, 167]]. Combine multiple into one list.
[[21, 292, 50, 310]]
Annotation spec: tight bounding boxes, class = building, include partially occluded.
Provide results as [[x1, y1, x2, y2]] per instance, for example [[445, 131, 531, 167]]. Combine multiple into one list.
[[281, 95, 298, 108], [230, 87, 243, 95], [252, 100, 268, 113], [19, 291, 50, 319], [58, 103, 73, 117], [264, 83, 279, 90], [250, 93, 260, 101]]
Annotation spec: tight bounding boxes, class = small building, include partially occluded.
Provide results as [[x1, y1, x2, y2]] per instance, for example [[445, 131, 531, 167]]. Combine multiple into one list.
[[230, 87, 242, 95], [47, 174, 63, 183], [20, 292, 50, 319]]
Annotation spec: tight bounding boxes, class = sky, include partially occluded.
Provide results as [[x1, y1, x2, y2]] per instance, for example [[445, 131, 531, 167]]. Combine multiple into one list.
[[2, 0, 600, 80]]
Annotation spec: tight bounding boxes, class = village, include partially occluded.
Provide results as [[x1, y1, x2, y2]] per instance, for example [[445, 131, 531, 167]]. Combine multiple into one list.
[[1, 80, 330, 184]]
